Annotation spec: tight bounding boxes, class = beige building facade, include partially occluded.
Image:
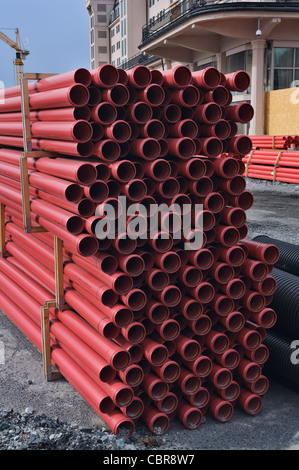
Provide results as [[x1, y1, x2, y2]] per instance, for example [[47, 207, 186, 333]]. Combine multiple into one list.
[[86, 1, 299, 135]]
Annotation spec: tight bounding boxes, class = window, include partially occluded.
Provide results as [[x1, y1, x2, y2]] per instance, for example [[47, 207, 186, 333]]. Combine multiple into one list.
[[90, 30, 94, 44], [98, 46, 107, 54], [117, 41, 120, 50], [98, 30, 107, 39], [97, 14, 106, 23], [91, 46, 94, 60], [97, 4, 106, 12], [267, 47, 299, 90], [116, 24, 120, 34]]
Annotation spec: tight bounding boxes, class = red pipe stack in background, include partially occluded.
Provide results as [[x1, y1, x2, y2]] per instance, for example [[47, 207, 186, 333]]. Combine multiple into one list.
[[243, 149, 299, 184], [0, 64, 279, 437]]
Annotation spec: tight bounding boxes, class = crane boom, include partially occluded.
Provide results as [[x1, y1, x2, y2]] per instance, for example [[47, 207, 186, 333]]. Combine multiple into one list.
[[0, 28, 29, 84]]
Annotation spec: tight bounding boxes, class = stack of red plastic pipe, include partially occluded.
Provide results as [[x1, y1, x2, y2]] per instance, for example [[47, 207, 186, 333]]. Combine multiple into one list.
[[250, 135, 299, 150], [243, 149, 299, 184], [0, 64, 279, 437]]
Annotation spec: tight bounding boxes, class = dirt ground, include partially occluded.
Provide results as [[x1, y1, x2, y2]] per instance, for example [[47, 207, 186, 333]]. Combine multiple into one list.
[[0, 177, 299, 450]]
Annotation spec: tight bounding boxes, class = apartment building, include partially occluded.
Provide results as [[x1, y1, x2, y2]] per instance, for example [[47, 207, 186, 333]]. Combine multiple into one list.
[[86, 1, 299, 135]]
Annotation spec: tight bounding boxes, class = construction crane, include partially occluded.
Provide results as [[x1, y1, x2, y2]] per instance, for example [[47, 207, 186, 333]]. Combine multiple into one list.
[[0, 28, 29, 84]]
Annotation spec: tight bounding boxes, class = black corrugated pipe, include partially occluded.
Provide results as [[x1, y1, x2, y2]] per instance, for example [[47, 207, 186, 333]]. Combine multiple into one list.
[[263, 330, 299, 389], [270, 268, 299, 338], [253, 235, 299, 277]]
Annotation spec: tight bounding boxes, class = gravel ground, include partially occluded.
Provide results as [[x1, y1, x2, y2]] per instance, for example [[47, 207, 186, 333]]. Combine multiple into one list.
[[1, 177, 299, 451]]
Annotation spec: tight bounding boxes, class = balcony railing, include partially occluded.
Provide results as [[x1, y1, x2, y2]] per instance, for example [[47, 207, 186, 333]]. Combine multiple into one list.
[[120, 53, 161, 71], [141, 0, 299, 44]]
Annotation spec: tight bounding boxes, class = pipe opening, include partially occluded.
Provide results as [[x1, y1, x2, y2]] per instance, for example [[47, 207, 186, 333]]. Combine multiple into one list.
[[114, 274, 133, 295], [76, 164, 97, 185], [88, 181, 109, 202], [249, 293, 265, 312], [99, 365, 116, 384], [163, 364, 180, 383], [253, 345, 269, 364], [260, 278, 276, 295], [183, 86, 200, 106], [74, 106, 92, 121], [163, 253, 181, 273], [207, 193, 224, 213], [213, 87, 229, 106], [151, 346, 168, 366], [125, 256, 144, 277], [218, 297, 234, 315], [126, 291, 146, 311], [195, 357, 212, 377], [164, 105, 181, 123], [227, 312, 244, 332], [216, 403, 233, 422], [88, 87, 101, 106], [213, 335, 229, 354], [134, 102, 152, 123], [196, 250, 213, 269], [151, 382, 168, 401], [66, 216, 85, 235], [152, 416, 169, 434], [203, 68, 220, 88], [114, 308, 134, 328], [196, 284, 214, 303], [162, 287, 181, 308], [147, 120, 165, 139], [185, 301, 202, 320], [159, 321, 180, 342], [101, 288, 118, 306], [112, 121, 132, 143], [185, 267, 202, 287], [65, 184, 83, 203], [99, 396, 115, 415], [77, 199, 96, 217], [185, 377, 201, 394], [98, 65, 119, 87], [180, 120, 198, 138], [161, 394, 178, 413], [178, 138, 196, 159], [264, 245, 279, 264], [103, 322, 119, 340], [260, 309, 276, 328], [125, 398, 144, 418], [131, 66, 151, 88], [195, 316, 211, 335], [223, 227, 239, 246], [127, 180, 147, 201], [221, 158, 239, 177], [224, 383, 239, 401], [234, 136, 252, 155], [238, 191, 254, 210], [215, 370, 232, 389], [234, 71, 250, 92], [246, 364, 261, 382], [152, 159, 171, 180], [110, 85, 129, 106], [228, 247, 245, 266], [100, 140, 120, 161], [151, 304, 169, 324], [247, 396, 262, 415], [97, 103, 117, 124], [223, 350, 240, 369], [124, 366, 144, 387], [238, 103, 254, 123], [142, 139, 161, 160], [77, 236, 99, 257], [151, 271, 169, 291], [185, 410, 202, 429], [146, 85, 165, 106], [69, 85, 89, 106], [195, 177, 213, 196], [253, 377, 268, 394], [189, 159, 206, 179], [184, 342, 200, 361], [115, 421, 134, 439], [218, 265, 234, 283], [193, 388, 209, 407], [77, 141, 94, 157], [173, 66, 192, 87]]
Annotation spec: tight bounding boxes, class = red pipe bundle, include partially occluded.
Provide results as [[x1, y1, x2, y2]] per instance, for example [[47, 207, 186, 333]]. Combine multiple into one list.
[[0, 65, 278, 437], [243, 149, 299, 184], [250, 135, 299, 150]]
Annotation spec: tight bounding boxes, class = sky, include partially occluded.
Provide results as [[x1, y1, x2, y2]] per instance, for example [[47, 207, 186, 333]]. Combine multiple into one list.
[[0, 0, 91, 88]]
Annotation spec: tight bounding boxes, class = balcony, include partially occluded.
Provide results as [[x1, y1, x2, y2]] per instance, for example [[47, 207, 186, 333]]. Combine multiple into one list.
[[141, 0, 299, 45]]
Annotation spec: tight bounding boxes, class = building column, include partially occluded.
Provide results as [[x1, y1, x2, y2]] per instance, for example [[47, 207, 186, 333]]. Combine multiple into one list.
[[249, 39, 266, 136], [216, 52, 226, 74], [164, 59, 172, 70]]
